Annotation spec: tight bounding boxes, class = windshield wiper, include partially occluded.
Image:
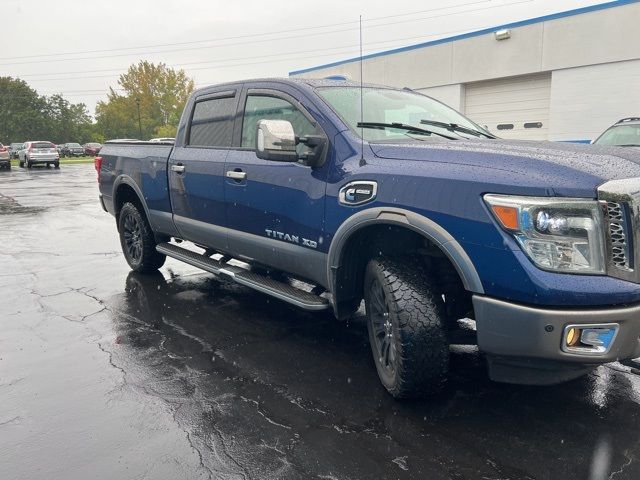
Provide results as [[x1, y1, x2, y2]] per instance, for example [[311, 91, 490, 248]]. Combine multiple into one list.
[[420, 119, 495, 139], [357, 122, 458, 140]]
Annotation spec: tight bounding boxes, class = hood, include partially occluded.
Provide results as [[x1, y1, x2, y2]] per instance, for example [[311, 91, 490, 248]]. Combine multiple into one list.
[[369, 139, 640, 197]]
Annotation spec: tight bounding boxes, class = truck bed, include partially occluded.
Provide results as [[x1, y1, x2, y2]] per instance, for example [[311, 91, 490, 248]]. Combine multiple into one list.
[[98, 141, 175, 236]]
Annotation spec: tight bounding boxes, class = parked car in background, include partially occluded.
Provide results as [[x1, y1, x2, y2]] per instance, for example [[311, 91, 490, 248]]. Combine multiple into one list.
[[60, 142, 85, 157], [149, 137, 175, 143], [83, 142, 102, 156], [9, 143, 24, 159], [592, 117, 640, 147], [0, 143, 10, 169], [19, 141, 60, 168]]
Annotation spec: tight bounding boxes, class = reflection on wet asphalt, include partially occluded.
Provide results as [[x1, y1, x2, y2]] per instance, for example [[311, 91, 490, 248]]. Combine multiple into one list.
[[1, 165, 640, 479]]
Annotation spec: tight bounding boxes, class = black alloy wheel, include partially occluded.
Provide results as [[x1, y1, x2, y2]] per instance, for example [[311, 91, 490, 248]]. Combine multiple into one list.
[[122, 211, 143, 264]]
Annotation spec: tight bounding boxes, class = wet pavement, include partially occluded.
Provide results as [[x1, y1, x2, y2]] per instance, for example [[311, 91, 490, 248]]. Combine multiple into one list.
[[1, 165, 640, 480]]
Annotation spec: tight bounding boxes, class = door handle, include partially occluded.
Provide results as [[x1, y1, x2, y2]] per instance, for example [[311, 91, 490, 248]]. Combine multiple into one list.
[[171, 164, 185, 174], [226, 170, 247, 180]]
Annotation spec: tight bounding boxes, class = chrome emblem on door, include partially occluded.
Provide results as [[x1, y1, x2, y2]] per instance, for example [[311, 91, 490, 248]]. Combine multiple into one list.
[[339, 181, 378, 206], [265, 229, 318, 249]]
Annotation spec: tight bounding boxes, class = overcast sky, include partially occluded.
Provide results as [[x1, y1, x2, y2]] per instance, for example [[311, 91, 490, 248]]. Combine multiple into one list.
[[2, 0, 606, 114]]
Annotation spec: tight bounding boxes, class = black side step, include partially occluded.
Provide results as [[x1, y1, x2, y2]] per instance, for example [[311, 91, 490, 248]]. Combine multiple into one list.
[[156, 242, 330, 311]]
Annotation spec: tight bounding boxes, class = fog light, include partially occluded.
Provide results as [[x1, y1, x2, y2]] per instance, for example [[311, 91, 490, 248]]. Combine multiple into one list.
[[562, 323, 619, 355], [566, 327, 580, 347]]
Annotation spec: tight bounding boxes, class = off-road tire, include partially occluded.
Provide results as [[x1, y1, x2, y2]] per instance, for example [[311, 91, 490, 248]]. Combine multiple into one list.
[[118, 202, 166, 273], [19, 159, 24, 168], [54, 162, 60, 169], [364, 257, 449, 398], [26, 158, 32, 168]]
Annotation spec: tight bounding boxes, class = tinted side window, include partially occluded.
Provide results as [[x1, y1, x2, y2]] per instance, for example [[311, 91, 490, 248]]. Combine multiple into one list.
[[189, 96, 236, 147], [241, 95, 315, 154]]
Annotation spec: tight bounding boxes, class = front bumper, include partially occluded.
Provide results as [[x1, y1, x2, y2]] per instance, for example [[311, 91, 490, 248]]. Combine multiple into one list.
[[473, 295, 640, 384]]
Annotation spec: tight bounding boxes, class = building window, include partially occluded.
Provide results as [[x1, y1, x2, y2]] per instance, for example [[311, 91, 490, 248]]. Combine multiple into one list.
[[497, 124, 514, 130]]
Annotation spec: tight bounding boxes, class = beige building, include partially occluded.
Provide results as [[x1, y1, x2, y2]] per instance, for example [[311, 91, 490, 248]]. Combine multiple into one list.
[[290, 1, 640, 143]]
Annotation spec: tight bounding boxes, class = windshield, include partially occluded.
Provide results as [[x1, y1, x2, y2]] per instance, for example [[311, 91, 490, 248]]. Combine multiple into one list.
[[68, 143, 82, 147], [317, 86, 488, 142], [33, 142, 54, 149], [594, 124, 640, 146]]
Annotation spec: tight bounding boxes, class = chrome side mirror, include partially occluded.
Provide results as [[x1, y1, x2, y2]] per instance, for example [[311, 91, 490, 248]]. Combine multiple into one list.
[[255, 119, 299, 162]]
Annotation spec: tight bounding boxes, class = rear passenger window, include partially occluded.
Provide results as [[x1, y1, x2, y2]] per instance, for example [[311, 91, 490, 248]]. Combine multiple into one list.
[[189, 96, 236, 147]]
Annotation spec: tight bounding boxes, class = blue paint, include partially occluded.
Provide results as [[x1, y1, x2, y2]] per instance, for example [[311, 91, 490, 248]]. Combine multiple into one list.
[[289, 0, 639, 75], [100, 78, 640, 309], [559, 139, 592, 144]]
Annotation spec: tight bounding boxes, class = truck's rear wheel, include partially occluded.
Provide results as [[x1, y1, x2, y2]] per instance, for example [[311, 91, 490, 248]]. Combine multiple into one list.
[[364, 257, 449, 398], [118, 202, 166, 273]]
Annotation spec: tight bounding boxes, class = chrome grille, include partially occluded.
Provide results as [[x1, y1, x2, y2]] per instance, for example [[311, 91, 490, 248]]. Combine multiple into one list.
[[605, 202, 630, 269], [598, 178, 639, 284]]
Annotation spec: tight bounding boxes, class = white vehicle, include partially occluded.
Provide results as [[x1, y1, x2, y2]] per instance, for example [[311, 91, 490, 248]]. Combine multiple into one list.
[[592, 117, 640, 148], [19, 141, 60, 169], [0, 143, 10, 169]]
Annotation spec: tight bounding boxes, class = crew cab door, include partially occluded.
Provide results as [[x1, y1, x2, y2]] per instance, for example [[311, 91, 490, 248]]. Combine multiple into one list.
[[168, 88, 240, 250], [224, 88, 328, 284]]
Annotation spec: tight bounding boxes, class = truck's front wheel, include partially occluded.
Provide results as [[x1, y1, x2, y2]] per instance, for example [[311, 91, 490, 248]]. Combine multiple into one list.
[[118, 202, 166, 273], [364, 257, 449, 398]]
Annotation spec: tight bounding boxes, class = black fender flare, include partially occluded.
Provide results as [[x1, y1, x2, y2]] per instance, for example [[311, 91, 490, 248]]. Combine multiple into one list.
[[112, 174, 151, 221], [327, 206, 484, 295]]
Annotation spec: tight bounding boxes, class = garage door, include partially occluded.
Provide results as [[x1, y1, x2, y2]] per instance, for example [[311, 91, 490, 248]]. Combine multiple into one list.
[[464, 73, 551, 140]]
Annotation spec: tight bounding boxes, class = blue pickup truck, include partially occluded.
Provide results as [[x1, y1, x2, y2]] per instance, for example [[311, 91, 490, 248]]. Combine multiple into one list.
[[98, 78, 640, 398]]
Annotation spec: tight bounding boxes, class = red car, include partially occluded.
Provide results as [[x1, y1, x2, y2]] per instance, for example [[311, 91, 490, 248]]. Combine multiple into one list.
[[83, 143, 102, 156]]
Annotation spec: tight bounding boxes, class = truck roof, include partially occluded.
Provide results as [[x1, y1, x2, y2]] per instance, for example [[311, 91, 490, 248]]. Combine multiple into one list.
[[190, 77, 390, 97]]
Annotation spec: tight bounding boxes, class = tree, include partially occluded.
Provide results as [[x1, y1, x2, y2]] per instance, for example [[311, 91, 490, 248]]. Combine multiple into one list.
[[0, 77, 50, 142], [0, 77, 95, 144], [95, 61, 194, 140], [45, 94, 93, 144]]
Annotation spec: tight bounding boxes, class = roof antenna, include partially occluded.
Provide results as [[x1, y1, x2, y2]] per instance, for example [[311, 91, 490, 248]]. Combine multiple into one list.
[[359, 15, 366, 166]]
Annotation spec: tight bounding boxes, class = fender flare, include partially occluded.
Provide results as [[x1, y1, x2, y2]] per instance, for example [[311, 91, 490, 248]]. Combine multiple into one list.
[[327, 207, 484, 295], [112, 174, 151, 221]]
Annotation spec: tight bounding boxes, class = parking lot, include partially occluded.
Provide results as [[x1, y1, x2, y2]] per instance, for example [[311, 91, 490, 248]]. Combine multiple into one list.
[[0, 165, 639, 480]]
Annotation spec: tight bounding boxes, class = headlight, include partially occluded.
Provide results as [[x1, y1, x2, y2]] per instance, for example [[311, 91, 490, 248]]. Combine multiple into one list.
[[484, 194, 606, 274]]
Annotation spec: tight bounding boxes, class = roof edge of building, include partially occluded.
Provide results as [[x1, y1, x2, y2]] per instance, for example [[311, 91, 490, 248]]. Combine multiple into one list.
[[289, 0, 639, 76]]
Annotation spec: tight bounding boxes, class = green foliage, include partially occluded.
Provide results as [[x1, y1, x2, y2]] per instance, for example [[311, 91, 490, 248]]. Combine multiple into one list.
[[95, 61, 194, 140], [0, 77, 49, 142], [154, 124, 178, 138], [0, 77, 94, 144], [0, 61, 194, 145], [46, 94, 93, 144]]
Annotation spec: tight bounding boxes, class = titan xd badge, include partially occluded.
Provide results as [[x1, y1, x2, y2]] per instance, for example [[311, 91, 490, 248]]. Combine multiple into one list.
[[339, 181, 378, 206]]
